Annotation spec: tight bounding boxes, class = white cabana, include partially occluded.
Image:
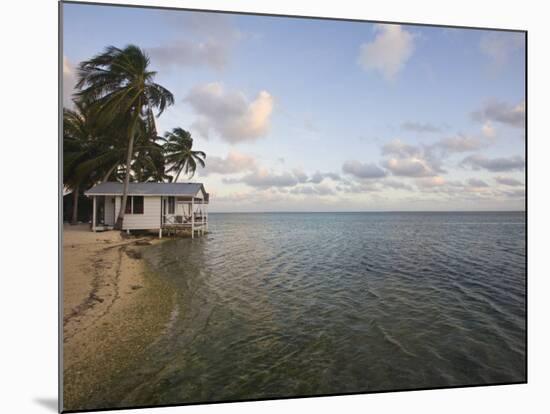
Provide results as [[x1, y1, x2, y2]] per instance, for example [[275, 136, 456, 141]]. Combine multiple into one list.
[[84, 182, 210, 238]]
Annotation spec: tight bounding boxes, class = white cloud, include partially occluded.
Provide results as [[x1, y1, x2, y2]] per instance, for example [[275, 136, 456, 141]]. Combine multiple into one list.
[[149, 13, 241, 70], [292, 168, 309, 183], [358, 24, 415, 80], [472, 100, 525, 128], [381, 139, 443, 177], [381, 139, 421, 158], [400, 121, 441, 133], [338, 181, 380, 194], [234, 168, 299, 188], [503, 188, 525, 198], [415, 176, 446, 188], [385, 157, 437, 177], [467, 178, 489, 188], [290, 185, 335, 196], [186, 83, 274, 143], [461, 154, 525, 172], [63, 56, 76, 108], [224, 166, 341, 191], [435, 134, 485, 153], [309, 171, 340, 184], [482, 121, 496, 138], [149, 40, 231, 70], [202, 151, 256, 175], [480, 32, 524, 67], [495, 176, 523, 187], [342, 160, 387, 179], [381, 179, 413, 191], [379, 130, 494, 181]]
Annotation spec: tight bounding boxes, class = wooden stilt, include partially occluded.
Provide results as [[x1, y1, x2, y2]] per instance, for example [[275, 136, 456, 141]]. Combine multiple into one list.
[[191, 197, 195, 239], [92, 196, 97, 232]]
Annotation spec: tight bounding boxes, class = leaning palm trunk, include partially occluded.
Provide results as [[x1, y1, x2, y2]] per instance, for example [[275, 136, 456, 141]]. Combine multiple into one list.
[[115, 115, 139, 230], [71, 184, 79, 225], [102, 163, 118, 183]]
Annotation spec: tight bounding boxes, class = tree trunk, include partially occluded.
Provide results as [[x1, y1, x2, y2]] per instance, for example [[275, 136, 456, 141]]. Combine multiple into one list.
[[102, 163, 118, 183], [115, 115, 139, 230], [71, 184, 80, 225], [174, 169, 181, 183]]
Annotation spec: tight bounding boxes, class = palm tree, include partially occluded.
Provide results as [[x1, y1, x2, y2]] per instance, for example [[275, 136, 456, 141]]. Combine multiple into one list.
[[75, 45, 174, 229], [63, 101, 105, 224], [163, 128, 206, 181], [132, 138, 171, 182]]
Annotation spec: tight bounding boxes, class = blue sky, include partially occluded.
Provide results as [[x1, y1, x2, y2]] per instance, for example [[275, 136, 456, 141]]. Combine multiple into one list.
[[63, 2, 526, 212]]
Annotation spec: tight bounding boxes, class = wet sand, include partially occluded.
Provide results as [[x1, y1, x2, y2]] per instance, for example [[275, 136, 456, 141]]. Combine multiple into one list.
[[62, 224, 174, 411]]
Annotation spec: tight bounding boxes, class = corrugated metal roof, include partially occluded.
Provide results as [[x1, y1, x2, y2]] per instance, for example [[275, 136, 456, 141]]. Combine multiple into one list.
[[85, 182, 208, 198]]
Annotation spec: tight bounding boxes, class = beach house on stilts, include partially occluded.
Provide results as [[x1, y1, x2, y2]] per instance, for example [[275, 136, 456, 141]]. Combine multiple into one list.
[[84, 182, 209, 238]]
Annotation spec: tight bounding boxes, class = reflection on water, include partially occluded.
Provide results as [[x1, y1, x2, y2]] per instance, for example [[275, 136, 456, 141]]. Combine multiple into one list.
[[101, 212, 526, 407]]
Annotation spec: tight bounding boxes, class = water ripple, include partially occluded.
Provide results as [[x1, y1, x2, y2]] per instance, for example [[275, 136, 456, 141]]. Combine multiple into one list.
[[105, 212, 525, 407]]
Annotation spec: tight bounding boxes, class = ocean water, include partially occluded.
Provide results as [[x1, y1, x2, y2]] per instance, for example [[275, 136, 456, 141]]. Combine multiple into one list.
[[110, 212, 526, 406]]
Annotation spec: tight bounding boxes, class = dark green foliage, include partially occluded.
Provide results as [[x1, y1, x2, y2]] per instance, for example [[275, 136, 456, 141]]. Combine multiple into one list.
[[164, 127, 206, 181]]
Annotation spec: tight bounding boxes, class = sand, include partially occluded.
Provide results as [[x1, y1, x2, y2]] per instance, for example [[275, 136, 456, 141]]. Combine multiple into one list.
[[62, 224, 175, 411]]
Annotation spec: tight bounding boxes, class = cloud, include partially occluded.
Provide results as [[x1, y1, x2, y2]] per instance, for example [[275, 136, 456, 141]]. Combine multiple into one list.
[[377, 132, 494, 182], [381, 179, 413, 191], [342, 160, 387, 179], [149, 41, 231, 70], [202, 151, 256, 175], [384, 158, 436, 177], [400, 121, 441, 133], [435, 134, 485, 153], [379, 132, 492, 181], [358, 24, 415, 80], [472, 100, 525, 128], [482, 121, 496, 138], [503, 188, 526, 198], [480, 32, 524, 66], [461, 154, 525, 172], [292, 168, 309, 183], [381, 139, 421, 158], [467, 178, 489, 188], [290, 185, 335, 196], [222, 166, 339, 191], [63, 56, 76, 108], [495, 176, 523, 187], [183, 11, 239, 39], [338, 181, 380, 194], [309, 171, 341, 184], [149, 13, 240, 70], [227, 168, 305, 188], [186, 83, 274, 143], [381, 139, 443, 177], [414, 177, 493, 197], [309, 171, 325, 184], [415, 176, 446, 188]]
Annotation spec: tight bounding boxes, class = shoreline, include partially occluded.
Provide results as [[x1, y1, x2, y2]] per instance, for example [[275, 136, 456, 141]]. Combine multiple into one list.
[[62, 224, 174, 411]]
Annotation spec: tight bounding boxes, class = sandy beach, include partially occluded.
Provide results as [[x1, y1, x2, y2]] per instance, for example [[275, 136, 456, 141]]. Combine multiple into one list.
[[62, 224, 174, 411]]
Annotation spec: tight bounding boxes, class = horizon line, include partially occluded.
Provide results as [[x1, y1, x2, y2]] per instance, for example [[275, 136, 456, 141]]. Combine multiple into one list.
[[207, 210, 526, 214]]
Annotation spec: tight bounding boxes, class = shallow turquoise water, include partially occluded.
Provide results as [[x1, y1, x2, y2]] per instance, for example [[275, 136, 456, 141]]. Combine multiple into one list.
[[101, 212, 526, 407]]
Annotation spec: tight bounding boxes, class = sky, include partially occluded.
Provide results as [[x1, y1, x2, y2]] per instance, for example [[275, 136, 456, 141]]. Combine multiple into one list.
[[63, 2, 526, 212]]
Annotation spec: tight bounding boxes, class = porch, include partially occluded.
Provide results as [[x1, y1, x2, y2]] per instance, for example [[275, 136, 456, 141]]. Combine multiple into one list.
[[160, 195, 208, 239]]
